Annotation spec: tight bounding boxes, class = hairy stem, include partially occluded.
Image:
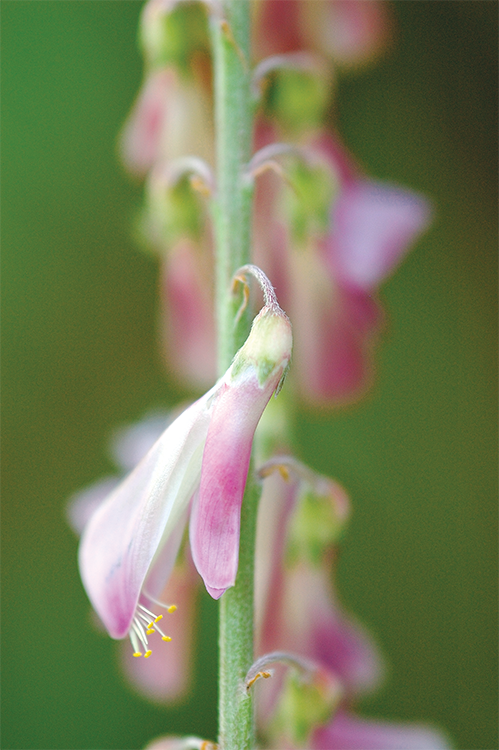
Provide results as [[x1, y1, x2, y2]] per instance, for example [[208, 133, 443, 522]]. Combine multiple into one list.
[[210, 1, 257, 749]]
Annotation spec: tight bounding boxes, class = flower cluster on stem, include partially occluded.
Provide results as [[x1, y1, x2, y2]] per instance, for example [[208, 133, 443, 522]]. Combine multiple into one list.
[[70, 1, 451, 749]]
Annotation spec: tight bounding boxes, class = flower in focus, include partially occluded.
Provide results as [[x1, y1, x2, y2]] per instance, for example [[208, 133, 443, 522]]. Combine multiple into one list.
[[77, 277, 292, 661], [68, 411, 200, 702]]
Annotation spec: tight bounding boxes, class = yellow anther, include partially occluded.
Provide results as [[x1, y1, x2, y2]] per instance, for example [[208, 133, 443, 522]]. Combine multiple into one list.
[[167, 605, 177, 613], [133, 652, 142, 658], [162, 636, 172, 642], [246, 670, 272, 690], [146, 629, 155, 635], [154, 614, 163, 622], [144, 650, 152, 658]]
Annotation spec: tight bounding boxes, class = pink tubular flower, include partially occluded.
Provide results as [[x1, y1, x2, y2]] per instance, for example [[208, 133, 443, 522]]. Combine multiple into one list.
[[78, 274, 292, 658], [119, 67, 213, 179], [255, 457, 382, 705], [254, 132, 431, 405]]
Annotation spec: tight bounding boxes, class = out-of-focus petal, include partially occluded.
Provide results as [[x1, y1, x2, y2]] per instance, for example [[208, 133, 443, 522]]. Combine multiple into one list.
[[329, 180, 432, 290], [109, 411, 171, 472], [312, 711, 451, 750], [78, 388, 216, 638], [160, 241, 217, 389], [303, 0, 391, 68], [119, 68, 213, 178]]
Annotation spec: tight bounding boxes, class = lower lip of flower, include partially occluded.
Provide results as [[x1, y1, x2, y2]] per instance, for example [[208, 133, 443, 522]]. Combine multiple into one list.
[[129, 602, 177, 658]]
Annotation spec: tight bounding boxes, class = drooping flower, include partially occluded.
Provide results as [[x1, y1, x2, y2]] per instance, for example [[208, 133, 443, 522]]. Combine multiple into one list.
[[68, 410, 200, 702], [252, 456, 450, 750], [252, 131, 432, 404], [255, 456, 382, 715], [78, 267, 292, 659]]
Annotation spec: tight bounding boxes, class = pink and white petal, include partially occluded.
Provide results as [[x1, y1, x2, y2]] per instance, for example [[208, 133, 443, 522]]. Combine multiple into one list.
[[121, 565, 199, 703], [312, 711, 451, 750], [329, 180, 432, 290], [78, 388, 217, 639], [189, 377, 270, 598]]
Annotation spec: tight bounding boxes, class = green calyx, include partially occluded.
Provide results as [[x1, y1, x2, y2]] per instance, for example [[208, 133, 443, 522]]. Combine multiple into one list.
[[139, 173, 205, 253], [140, 2, 210, 74], [286, 488, 347, 567], [230, 309, 292, 389], [284, 160, 338, 245], [264, 69, 331, 134], [268, 668, 342, 747]]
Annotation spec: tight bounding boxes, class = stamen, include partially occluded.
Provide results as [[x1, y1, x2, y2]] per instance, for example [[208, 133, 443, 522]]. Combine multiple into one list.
[[128, 601, 177, 657]]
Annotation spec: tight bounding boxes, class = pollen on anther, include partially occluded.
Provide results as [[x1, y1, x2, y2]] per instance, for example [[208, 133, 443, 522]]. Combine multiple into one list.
[[162, 636, 172, 642], [167, 605, 177, 613], [146, 628, 155, 635], [133, 652, 142, 658], [144, 650, 152, 658], [154, 614, 163, 622]]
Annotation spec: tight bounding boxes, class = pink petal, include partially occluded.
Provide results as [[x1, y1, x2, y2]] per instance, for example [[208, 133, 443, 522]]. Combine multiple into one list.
[[189, 377, 272, 598], [119, 69, 176, 177], [279, 564, 383, 697], [312, 711, 451, 750], [316, 0, 389, 65], [78, 389, 216, 639], [329, 180, 432, 290], [189, 310, 292, 598], [160, 242, 217, 390]]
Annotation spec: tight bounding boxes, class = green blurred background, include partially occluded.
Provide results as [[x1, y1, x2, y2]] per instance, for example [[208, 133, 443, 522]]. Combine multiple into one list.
[[2, 2, 497, 749]]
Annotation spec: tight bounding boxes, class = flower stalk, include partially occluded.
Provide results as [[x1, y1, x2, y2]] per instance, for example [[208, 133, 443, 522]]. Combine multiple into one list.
[[209, 2, 258, 748]]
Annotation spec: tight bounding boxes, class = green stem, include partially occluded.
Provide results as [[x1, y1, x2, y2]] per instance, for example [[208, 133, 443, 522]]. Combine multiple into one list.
[[211, 0, 254, 374], [210, 2, 258, 748]]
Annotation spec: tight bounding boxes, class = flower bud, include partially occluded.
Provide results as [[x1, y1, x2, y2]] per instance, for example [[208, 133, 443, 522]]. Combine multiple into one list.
[[140, 0, 210, 73]]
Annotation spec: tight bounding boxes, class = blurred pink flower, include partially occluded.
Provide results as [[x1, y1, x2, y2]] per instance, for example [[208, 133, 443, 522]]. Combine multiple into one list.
[[255, 457, 382, 713], [119, 67, 213, 179], [254, 0, 391, 68], [312, 710, 450, 750], [254, 132, 431, 405]]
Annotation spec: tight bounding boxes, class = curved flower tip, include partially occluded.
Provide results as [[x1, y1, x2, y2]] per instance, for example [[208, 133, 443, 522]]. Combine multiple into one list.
[[189, 304, 292, 598], [312, 711, 452, 750], [329, 180, 432, 291]]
